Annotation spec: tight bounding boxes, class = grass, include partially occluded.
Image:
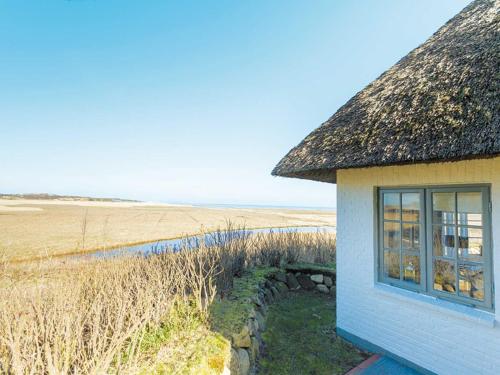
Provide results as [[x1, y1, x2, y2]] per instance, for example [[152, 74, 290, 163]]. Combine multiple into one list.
[[210, 267, 278, 338], [0, 198, 335, 261], [0, 226, 337, 374], [259, 291, 368, 375], [285, 261, 337, 273], [134, 305, 231, 375], [145, 328, 229, 375]]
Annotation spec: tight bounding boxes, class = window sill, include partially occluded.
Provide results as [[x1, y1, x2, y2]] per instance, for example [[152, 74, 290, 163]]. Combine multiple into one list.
[[373, 283, 496, 328]]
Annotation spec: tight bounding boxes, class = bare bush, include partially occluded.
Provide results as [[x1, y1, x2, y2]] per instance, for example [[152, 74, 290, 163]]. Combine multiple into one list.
[[0, 225, 335, 374], [250, 229, 336, 267]]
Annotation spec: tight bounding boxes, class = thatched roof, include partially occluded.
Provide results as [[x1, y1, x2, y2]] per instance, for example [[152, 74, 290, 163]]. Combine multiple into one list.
[[272, 0, 500, 183]]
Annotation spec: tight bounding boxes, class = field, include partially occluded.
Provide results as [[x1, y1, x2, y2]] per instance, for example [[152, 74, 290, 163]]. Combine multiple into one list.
[[0, 199, 342, 374], [0, 199, 335, 262]]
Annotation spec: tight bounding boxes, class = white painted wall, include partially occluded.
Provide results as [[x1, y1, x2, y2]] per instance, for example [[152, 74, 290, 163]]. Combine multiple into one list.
[[336, 157, 500, 375]]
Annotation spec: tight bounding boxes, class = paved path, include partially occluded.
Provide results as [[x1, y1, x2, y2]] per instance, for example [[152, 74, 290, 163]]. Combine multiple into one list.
[[346, 355, 422, 375]]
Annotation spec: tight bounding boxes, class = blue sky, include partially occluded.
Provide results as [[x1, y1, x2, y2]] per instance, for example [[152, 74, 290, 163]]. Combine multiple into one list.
[[0, 0, 470, 207]]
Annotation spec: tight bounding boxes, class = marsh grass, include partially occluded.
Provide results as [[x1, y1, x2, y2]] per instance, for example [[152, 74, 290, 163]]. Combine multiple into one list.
[[0, 225, 335, 374], [0, 200, 335, 262]]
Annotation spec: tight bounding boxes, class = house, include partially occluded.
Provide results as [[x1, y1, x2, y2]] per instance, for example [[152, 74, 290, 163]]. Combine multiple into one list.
[[272, 1, 499, 374]]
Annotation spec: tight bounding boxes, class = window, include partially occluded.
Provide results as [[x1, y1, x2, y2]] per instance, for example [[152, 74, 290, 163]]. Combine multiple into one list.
[[378, 186, 493, 310]]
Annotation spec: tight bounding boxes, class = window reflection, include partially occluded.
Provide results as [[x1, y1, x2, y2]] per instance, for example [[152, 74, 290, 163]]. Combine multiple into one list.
[[384, 193, 400, 220], [433, 225, 455, 258], [458, 227, 483, 261], [433, 260, 456, 294], [384, 251, 400, 279], [384, 222, 400, 250], [433, 192, 455, 224], [403, 255, 420, 284], [458, 192, 482, 226], [402, 193, 420, 222], [459, 264, 484, 300], [402, 223, 420, 251]]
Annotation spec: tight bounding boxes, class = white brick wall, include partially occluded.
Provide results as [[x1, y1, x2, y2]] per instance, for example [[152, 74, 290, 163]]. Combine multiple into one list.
[[336, 157, 500, 375]]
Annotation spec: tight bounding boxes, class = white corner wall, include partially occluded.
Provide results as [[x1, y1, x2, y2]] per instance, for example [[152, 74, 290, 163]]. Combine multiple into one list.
[[336, 157, 500, 375]]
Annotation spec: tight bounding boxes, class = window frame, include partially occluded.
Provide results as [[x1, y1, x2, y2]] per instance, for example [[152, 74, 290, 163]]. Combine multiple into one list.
[[377, 188, 426, 292], [376, 184, 494, 312]]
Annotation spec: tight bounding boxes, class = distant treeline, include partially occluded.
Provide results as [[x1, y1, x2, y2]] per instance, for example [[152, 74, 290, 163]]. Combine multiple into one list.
[[0, 193, 139, 203]]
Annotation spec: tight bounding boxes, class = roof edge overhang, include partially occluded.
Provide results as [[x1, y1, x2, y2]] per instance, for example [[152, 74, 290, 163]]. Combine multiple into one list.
[[272, 152, 500, 184], [271, 168, 338, 183]]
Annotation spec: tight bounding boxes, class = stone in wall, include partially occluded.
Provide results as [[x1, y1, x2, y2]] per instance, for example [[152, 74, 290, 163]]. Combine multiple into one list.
[[324, 276, 333, 287], [262, 288, 274, 304], [250, 337, 260, 364], [237, 349, 250, 375], [297, 274, 315, 290], [229, 348, 240, 374], [232, 325, 251, 348], [274, 272, 287, 283], [311, 274, 324, 283], [285, 273, 300, 290], [270, 286, 280, 299], [275, 281, 288, 295], [255, 310, 266, 331], [316, 284, 329, 294]]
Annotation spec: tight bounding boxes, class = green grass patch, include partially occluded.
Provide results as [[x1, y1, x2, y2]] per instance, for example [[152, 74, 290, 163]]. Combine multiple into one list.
[[122, 298, 231, 375], [284, 262, 336, 276], [147, 299, 203, 348], [259, 291, 367, 375], [210, 267, 278, 338], [143, 328, 230, 375]]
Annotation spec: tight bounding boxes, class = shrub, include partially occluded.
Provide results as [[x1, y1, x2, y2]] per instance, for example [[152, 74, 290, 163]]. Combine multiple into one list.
[[0, 225, 335, 374]]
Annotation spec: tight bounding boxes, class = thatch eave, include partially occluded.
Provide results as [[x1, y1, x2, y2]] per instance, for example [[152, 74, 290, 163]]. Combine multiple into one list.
[[272, 152, 500, 184]]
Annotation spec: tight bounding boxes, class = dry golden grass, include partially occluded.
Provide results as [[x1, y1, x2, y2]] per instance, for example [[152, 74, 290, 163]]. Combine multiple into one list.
[[0, 227, 336, 374], [0, 199, 335, 262]]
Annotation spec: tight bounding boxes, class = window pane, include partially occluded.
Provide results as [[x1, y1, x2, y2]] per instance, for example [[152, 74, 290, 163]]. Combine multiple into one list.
[[383, 193, 400, 221], [384, 251, 400, 279], [457, 192, 482, 226], [402, 223, 420, 251], [403, 255, 420, 284], [459, 264, 484, 301], [458, 227, 483, 262], [384, 222, 400, 250], [433, 225, 456, 258], [433, 192, 455, 224], [402, 193, 420, 222], [433, 260, 456, 294]]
